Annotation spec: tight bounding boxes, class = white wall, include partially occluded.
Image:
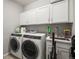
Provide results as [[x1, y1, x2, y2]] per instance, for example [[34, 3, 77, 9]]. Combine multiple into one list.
[[3, 0, 23, 54], [24, 0, 49, 11]]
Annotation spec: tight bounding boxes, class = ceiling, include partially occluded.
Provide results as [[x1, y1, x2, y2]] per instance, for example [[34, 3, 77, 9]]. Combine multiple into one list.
[[10, 0, 37, 6]]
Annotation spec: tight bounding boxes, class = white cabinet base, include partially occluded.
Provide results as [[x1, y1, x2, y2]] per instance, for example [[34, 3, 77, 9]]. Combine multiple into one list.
[[46, 39, 71, 59]]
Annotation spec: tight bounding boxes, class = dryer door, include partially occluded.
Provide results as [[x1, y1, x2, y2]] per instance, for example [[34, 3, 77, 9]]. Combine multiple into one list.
[[22, 40, 38, 59], [10, 37, 20, 52]]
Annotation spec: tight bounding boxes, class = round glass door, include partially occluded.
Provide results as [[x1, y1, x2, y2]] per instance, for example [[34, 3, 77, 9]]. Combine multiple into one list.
[[10, 37, 19, 52], [21, 40, 38, 59]]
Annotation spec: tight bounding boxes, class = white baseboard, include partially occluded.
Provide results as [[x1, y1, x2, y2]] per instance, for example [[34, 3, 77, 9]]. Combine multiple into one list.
[[3, 52, 9, 57]]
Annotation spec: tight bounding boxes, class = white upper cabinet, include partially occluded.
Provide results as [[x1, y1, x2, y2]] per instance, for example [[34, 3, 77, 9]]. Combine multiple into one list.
[[20, 0, 74, 25], [50, 0, 69, 23], [35, 5, 50, 24], [20, 5, 50, 25]]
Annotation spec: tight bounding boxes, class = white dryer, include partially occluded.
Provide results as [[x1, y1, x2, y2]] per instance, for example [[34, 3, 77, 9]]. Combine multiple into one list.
[[10, 33, 23, 59], [21, 33, 46, 59]]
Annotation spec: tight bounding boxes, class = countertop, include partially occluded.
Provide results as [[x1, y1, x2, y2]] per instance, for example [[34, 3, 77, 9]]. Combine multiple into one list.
[[46, 36, 71, 44]]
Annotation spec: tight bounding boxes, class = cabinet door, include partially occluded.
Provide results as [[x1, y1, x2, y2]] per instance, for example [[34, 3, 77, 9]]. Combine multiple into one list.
[[50, 0, 68, 23], [20, 12, 29, 25], [58, 48, 70, 59], [46, 40, 52, 59], [68, 0, 75, 23], [56, 48, 61, 59], [27, 9, 36, 25], [61, 52, 69, 59], [20, 9, 36, 25], [36, 5, 50, 24]]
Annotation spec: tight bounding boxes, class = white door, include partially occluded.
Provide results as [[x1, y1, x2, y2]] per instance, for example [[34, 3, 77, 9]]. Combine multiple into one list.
[[61, 52, 69, 59], [36, 5, 50, 24], [20, 9, 36, 25], [58, 48, 70, 59], [27, 9, 36, 25], [50, 0, 68, 23], [68, 0, 75, 23], [20, 12, 29, 25]]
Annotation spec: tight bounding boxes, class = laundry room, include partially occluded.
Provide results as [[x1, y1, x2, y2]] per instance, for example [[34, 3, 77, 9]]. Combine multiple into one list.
[[3, 0, 75, 59]]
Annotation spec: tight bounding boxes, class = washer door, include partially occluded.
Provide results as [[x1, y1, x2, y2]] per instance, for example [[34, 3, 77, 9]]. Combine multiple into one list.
[[22, 40, 38, 59], [10, 37, 20, 52]]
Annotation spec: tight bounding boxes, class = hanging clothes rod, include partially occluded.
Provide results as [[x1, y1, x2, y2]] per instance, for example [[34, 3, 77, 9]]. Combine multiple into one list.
[[50, 0, 64, 4]]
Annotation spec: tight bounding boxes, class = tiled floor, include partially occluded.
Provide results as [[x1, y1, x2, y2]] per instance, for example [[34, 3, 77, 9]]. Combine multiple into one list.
[[3, 54, 20, 59]]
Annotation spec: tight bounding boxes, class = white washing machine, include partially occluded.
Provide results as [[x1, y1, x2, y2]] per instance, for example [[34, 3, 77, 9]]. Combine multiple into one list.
[[10, 33, 23, 59], [21, 33, 46, 59]]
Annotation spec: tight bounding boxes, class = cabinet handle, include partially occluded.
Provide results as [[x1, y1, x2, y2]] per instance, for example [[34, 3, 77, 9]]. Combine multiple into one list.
[[48, 54, 49, 59], [51, 0, 64, 4]]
